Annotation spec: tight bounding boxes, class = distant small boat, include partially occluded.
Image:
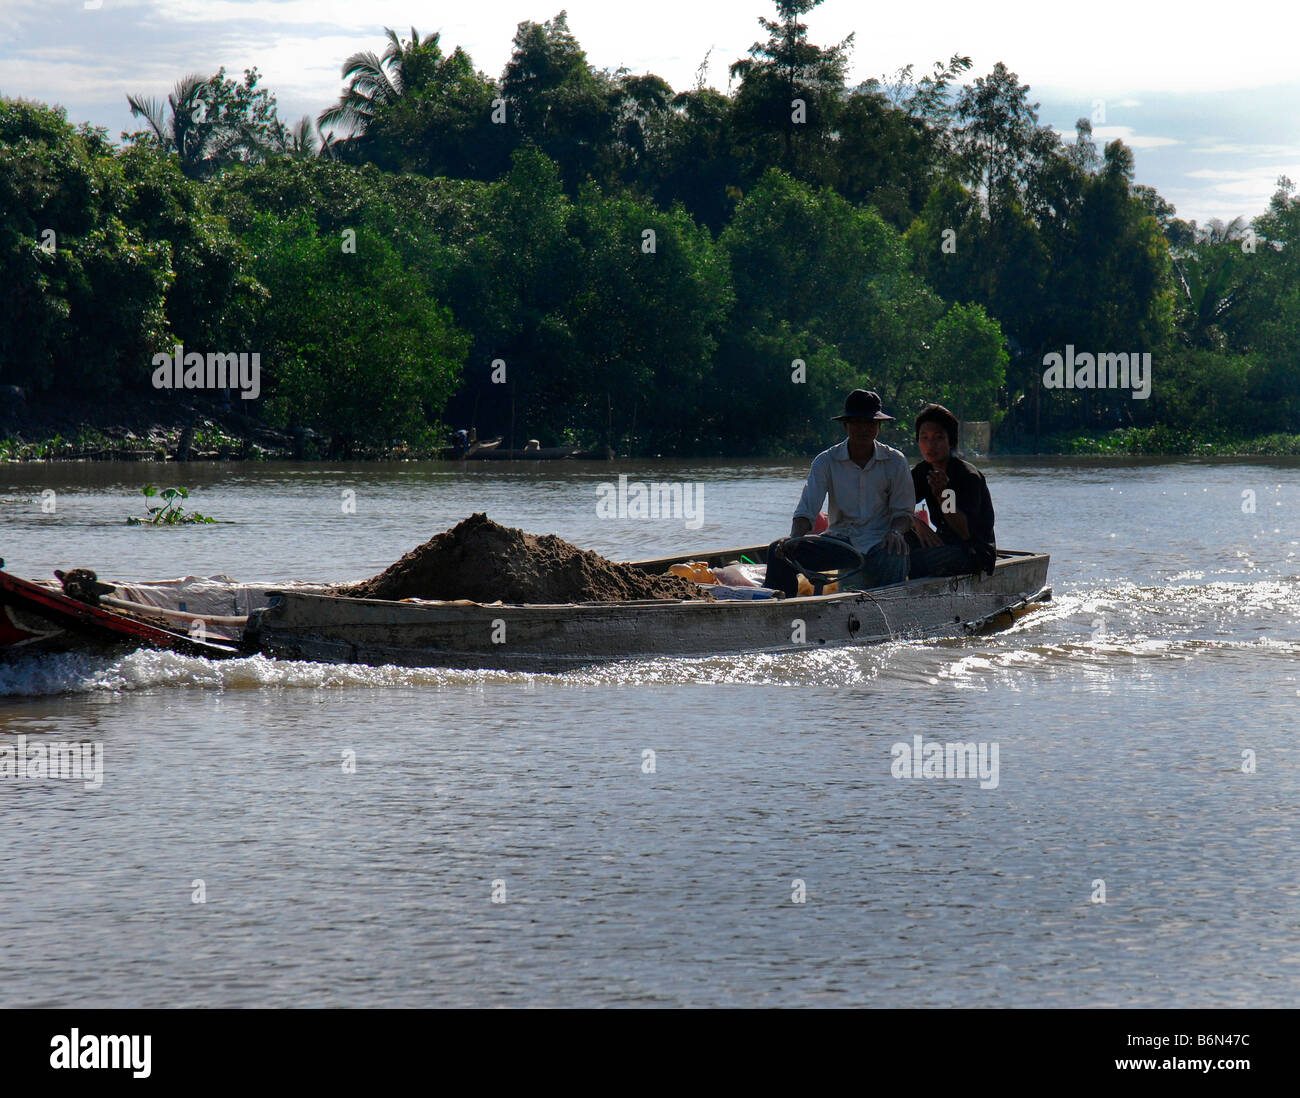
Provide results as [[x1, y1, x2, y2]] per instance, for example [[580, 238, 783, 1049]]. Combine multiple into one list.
[[468, 445, 580, 460], [436, 436, 503, 460], [437, 438, 611, 460]]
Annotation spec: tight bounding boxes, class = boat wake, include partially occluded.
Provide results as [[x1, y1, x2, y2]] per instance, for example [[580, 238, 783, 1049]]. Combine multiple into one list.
[[1, 578, 1295, 696], [0, 649, 530, 697]]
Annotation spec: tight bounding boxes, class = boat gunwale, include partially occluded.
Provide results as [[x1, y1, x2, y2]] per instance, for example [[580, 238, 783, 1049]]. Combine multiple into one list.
[[628, 542, 1040, 571]]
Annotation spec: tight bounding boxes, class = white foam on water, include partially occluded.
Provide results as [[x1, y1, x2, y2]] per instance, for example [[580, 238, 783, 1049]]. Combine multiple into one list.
[[927, 576, 1300, 689], [567, 644, 898, 687], [0, 649, 535, 697], [2, 578, 1295, 696]]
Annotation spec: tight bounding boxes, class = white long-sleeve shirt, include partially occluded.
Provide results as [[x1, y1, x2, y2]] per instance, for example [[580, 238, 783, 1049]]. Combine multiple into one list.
[[793, 438, 916, 552]]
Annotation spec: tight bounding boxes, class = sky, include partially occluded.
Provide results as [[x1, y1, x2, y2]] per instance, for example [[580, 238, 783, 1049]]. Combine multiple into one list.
[[3, 0, 1298, 225]]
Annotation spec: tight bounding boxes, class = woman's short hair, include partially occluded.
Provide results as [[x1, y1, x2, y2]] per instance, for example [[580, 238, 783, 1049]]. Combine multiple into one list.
[[914, 403, 959, 447]]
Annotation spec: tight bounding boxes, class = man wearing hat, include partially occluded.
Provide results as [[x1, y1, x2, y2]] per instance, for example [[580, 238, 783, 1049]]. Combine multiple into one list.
[[763, 389, 915, 595]]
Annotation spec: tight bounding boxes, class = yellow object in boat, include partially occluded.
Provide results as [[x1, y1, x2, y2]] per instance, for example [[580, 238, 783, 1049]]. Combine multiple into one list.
[[796, 575, 838, 596], [669, 561, 716, 584]]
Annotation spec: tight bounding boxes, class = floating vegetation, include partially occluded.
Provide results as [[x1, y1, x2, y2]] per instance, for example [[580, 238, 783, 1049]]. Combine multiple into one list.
[[126, 484, 217, 525]]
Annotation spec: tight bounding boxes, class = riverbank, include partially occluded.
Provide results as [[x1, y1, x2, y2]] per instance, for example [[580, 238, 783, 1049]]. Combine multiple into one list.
[[0, 426, 440, 463], [5, 399, 1300, 461], [10, 428, 1300, 461], [0, 396, 426, 462], [1035, 427, 1300, 456]]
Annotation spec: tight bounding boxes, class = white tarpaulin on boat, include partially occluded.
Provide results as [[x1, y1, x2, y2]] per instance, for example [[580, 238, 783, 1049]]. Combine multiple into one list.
[[35, 575, 335, 624], [102, 576, 336, 617]]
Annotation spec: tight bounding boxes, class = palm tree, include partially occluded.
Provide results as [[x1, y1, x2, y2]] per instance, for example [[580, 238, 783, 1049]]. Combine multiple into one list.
[[127, 71, 284, 178], [1167, 216, 1258, 349], [1197, 216, 1249, 246], [287, 115, 333, 158], [317, 26, 438, 139], [127, 74, 221, 177]]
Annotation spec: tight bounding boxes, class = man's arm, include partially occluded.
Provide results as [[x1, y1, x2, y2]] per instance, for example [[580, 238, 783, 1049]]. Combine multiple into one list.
[[967, 470, 993, 545], [887, 454, 916, 534], [910, 467, 944, 546], [881, 455, 916, 554], [947, 465, 994, 543], [977, 471, 995, 545], [790, 455, 829, 537]]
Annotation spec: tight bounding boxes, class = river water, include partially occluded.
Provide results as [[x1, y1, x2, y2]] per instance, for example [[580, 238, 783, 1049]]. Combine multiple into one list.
[[0, 458, 1296, 1007]]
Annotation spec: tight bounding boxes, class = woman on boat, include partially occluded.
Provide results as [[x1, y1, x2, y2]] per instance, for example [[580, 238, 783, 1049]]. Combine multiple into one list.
[[907, 404, 997, 577]]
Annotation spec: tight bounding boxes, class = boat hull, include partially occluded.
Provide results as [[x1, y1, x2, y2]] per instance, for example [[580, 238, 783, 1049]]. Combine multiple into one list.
[[247, 549, 1051, 671]]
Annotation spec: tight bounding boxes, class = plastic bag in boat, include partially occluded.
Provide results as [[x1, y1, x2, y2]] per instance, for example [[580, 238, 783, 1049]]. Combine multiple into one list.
[[712, 563, 766, 587], [709, 584, 779, 600]]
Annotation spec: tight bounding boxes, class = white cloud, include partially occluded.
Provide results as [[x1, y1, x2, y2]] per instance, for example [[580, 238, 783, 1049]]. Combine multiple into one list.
[[1209, 171, 1300, 198], [0, 0, 50, 34], [140, 1, 435, 29], [1189, 141, 1300, 158], [20, 0, 1300, 96], [1091, 125, 1179, 149], [1163, 161, 1300, 223], [1052, 124, 1179, 150], [1185, 169, 1256, 180], [0, 54, 180, 108]]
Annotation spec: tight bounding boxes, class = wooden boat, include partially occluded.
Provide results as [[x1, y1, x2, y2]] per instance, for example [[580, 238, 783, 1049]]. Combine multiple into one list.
[[3, 545, 1050, 671], [246, 546, 1050, 672], [445, 438, 611, 461], [468, 444, 581, 460], [436, 436, 503, 460]]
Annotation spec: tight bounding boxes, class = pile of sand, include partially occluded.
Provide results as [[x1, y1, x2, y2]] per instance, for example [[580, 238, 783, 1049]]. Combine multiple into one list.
[[339, 513, 712, 604]]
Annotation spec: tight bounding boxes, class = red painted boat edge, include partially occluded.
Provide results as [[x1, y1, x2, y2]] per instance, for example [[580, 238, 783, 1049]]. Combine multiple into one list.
[[0, 568, 243, 658]]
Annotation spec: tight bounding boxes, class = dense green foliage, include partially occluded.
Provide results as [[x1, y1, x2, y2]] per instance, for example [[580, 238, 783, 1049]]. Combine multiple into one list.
[[1, 0, 1296, 456], [239, 211, 466, 454]]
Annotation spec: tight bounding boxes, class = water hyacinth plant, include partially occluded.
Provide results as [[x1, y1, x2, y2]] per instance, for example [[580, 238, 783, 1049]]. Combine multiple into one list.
[[126, 484, 217, 525]]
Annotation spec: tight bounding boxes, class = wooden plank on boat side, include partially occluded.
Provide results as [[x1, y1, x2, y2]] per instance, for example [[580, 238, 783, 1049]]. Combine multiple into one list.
[[248, 554, 1051, 671], [627, 545, 771, 573]]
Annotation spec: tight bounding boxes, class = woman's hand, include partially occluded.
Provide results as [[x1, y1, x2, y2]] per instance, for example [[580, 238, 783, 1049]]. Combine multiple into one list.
[[911, 512, 943, 548], [925, 466, 969, 539]]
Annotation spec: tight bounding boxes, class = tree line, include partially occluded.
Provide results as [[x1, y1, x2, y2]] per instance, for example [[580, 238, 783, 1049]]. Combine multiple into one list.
[[2, 1, 1297, 456]]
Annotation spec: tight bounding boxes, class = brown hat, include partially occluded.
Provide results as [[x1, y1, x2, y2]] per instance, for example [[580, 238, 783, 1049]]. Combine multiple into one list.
[[832, 389, 894, 421]]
